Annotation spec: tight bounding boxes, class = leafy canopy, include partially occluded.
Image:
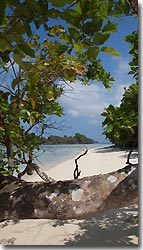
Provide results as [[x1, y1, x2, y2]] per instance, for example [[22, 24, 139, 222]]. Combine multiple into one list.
[[0, 0, 137, 174], [0, 0, 134, 86], [102, 29, 138, 147], [102, 83, 138, 147]]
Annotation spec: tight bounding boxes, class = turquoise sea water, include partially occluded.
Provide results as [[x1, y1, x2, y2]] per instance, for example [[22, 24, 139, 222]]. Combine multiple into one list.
[[31, 143, 112, 171]]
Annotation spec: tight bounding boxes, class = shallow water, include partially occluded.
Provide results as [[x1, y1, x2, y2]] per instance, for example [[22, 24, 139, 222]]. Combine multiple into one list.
[[30, 143, 112, 171]]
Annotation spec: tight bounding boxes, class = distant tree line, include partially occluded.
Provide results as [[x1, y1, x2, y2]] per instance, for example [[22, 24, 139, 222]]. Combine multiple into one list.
[[43, 133, 96, 145]]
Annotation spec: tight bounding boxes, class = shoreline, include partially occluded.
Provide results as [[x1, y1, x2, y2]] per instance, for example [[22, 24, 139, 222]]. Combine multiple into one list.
[[22, 145, 138, 182]]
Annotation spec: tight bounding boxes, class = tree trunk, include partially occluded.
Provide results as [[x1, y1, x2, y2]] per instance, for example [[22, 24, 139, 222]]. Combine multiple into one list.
[[130, 0, 138, 14], [0, 113, 13, 175], [6, 140, 13, 175], [126, 137, 138, 165], [0, 164, 138, 220]]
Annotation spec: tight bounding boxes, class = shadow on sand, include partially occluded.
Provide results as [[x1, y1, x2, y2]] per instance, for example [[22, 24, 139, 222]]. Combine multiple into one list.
[[64, 205, 138, 247], [93, 146, 138, 161], [0, 219, 19, 245], [94, 146, 126, 154], [0, 206, 138, 247]]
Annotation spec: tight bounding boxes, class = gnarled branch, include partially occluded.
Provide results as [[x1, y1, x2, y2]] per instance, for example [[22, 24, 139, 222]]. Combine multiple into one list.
[[18, 161, 55, 183], [74, 148, 88, 179]]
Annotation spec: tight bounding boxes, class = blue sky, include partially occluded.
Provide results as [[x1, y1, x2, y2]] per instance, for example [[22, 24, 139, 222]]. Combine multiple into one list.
[[48, 16, 138, 143]]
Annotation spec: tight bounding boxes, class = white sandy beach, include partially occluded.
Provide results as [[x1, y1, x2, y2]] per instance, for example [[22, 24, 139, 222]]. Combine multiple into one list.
[[22, 146, 138, 182], [0, 146, 138, 246]]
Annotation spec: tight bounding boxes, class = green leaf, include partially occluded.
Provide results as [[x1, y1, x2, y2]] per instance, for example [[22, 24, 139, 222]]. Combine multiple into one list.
[[62, 9, 81, 28], [47, 25, 65, 37], [68, 27, 80, 41], [47, 9, 61, 18], [12, 22, 24, 35], [26, 0, 41, 15], [98, 1, 108, 19], [30, 72, 40, 84], [13, 53, 25, 69], [0, 50, 10, 63], [93, 33, 110, 45], [87, 47, 99, 59], [30, 98, 36, 108], [61, 32, 72, 44], [0, 170, 10, 174], [24, 24, 32, 37], [47, 85, 54, 100], [0, 39, 12, 52], [56, 45, 68, 55], [76, 1, 82, 14], [73, 43, 84, 52], [83, 38, 93, 48], [12, 79, 19, 89], [84, 19, 103, 35], [119, 0, 130, 14], [106, 124, 113, 133], [7, 33, 22, 42], [108, 104, 115, 112], [49, 0, 73, 7], [102, 22, 117, 33], [0, 0, 6, 25], [18, 43, 35, 57], [101, 46, 121, 57]]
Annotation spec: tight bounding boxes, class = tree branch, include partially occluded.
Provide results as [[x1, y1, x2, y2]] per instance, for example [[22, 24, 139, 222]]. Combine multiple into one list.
[[130, 0, 138, 14], [126, 137, 138, 165], [18, 161, 55, 184], [74, 148, 88, 179], [0, 84, 15, 95], [0, 164, 137, 219], [9, 58, 17, 79]]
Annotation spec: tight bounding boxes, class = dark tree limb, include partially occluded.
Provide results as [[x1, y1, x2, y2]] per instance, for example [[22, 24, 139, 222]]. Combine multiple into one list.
[[34, 164, 56, 183], [130, 0, 138, 14], [18, 152, 55, 183], [0, 164, 137, 220], [74, 148, 88, 179], [18, 161, 55, 184], [126, 137, 138, 165]]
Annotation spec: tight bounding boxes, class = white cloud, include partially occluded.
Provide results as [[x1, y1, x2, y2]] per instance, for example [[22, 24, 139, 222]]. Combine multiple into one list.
[[113, 57, 130, 76], [60, 81, 116, 123], [68, 109, 78, 117], [112, 83, 130, 106], [111, 56, 133, 84], [59, 56, 133, 124]]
